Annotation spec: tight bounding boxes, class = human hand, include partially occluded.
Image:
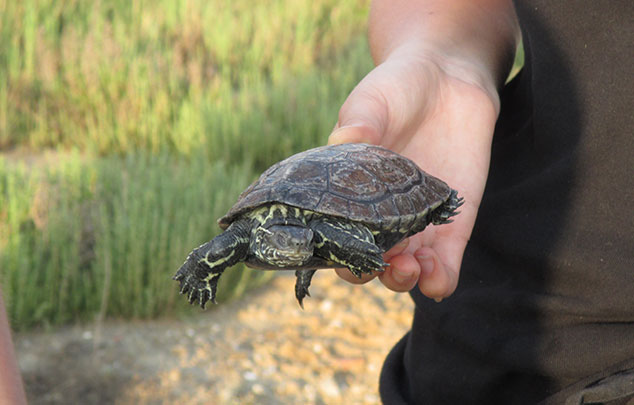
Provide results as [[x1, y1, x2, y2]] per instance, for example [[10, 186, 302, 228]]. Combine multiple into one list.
[[329, 49, 499, 300]]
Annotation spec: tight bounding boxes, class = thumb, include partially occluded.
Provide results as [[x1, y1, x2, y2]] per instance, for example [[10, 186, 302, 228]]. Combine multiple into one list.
[[328, 77, 390, 146]]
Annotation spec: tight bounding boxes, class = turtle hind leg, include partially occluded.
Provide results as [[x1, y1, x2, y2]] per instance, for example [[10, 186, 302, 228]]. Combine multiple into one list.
[[431, 189, 464, 225], [294, 269, 317, 309], [173, 220, 250, 308], [309, 217, 388, 279]]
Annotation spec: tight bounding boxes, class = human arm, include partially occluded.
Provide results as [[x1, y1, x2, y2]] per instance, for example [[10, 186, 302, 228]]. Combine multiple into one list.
[[0, 292, 27, 404], [329, 0, 520, 299]]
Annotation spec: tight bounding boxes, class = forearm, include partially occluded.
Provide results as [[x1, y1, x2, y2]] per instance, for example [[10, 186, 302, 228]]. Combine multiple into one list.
[[0, 293, 26, 404], [368, 0, 519, 98]]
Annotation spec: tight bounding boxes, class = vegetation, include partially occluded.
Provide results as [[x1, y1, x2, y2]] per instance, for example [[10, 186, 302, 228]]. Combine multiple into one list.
[[0, 0, 373, 330], [0, 0, 523, 330]]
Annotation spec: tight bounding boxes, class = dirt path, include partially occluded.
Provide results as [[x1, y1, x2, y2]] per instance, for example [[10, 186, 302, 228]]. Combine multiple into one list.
[[16, 272, 414, 404]]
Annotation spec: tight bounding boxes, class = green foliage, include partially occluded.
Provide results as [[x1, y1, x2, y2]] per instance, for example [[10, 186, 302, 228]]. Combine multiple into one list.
[[0, 154, 271, 329], [0, 0, 526, 330], [0, 0, 373, 329], [0, 0, 371, 156]]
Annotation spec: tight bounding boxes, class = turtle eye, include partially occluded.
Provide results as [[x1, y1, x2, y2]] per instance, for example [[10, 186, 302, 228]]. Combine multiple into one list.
[[276, 232, 289, 246]]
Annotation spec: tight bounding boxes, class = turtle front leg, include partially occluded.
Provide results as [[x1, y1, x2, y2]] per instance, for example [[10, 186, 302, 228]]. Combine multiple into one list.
[[173, 219, 250, 308], [309, 217, 388, 279]]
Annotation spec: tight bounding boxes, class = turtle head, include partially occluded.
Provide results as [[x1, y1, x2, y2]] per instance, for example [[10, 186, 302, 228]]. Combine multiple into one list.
[[254, 224, 314, 267]]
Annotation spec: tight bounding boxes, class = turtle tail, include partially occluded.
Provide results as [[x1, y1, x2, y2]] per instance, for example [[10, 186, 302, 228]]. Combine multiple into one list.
[[431, 189, 464, 225]]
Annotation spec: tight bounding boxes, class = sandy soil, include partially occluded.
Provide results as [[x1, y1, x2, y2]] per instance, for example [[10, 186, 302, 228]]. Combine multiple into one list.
[[15, 271, 414, 404]]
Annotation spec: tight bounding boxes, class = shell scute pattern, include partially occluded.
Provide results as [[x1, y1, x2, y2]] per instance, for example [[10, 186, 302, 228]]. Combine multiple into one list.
[[218, 144, 453, 234], [282, 160, 328, 188], [328, 161, 388, 200], [351, 148, 420, 191], [347, 199, 378, 223], [316, 193, 349, 216], [393, 193, 415, 216]]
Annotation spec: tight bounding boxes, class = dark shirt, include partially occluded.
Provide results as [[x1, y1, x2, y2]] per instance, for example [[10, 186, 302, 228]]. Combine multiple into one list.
[[380, 1, 634, 403]]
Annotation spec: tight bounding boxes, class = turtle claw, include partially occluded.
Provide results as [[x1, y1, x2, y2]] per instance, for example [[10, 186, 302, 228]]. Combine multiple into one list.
[[295, 270, 316, 309], [297, 289, 310, 310], [199, 289, 212, 309], [347, 260, 387, 279], [184, 286, 213, 309], [183, 280, 218, 309], [298, 288, 311, 310], [187, 289, 198, 305], [179, 282, 191, 296], [173, 258, 222, 309], [348, 251, 388, 278], [374, 261, 389, 272], [347, 268, 358, 278], [432, 190, 464, 225]]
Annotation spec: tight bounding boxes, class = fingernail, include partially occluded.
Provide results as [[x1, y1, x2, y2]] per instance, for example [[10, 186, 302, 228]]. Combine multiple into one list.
[[417, 254, 435, 275], [328, 124, 375, 145], [329, 124, 364, 137], [434, 298, 443, 303], [333, 122, 366, 131], [391, 267, 410, 284]]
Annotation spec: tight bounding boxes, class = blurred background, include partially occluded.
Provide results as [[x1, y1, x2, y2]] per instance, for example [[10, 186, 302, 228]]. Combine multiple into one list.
[[0, 0, 374, 330], [0, 1, 524, 403], [0, 0, 422, 403]]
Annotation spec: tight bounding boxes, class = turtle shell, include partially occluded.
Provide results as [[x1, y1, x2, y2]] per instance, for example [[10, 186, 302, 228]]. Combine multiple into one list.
[[218, 143, 453, 234]]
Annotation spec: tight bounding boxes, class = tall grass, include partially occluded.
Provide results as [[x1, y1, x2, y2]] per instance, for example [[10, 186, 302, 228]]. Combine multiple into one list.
[[0, 0, 524, 330], [0, 0, 371, 161], [0, 0, 373, 330], [0, 154, 271, 329]]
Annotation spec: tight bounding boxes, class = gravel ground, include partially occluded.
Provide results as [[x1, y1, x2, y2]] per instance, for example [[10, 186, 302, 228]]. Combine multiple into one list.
[[15, 271, 414, 404]]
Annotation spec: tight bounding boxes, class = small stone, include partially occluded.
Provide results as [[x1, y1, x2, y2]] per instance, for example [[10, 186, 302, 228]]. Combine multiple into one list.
[[365, 393, 380, 403], [319, 376, 340, 398], [252, 383, 264, 395], [219, 387, 233, 403], [303, 384, 317, 402], [82, 331, 92, 340], [328, 319, 343, 329], [319, 299, 333, 312], [262, 365, 277, 376], [243, 371, 257, 381], [276, 380, 302, 396], [240, 359, 253, 369]]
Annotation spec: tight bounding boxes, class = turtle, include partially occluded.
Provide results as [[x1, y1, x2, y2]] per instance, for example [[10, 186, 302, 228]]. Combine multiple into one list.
[[173, 143, 463, 308]]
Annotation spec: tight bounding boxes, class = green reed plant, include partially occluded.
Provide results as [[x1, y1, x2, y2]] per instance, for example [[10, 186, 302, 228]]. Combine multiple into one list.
[[0, 0, 373, 329], [0, 0, 371, 156], [0, 153, 270, 330], [0, 0, 523, 330]]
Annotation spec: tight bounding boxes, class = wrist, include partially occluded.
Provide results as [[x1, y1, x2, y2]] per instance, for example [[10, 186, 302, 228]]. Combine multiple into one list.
[[384, 43, 502, 115], [368, 0, 519, 111]]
